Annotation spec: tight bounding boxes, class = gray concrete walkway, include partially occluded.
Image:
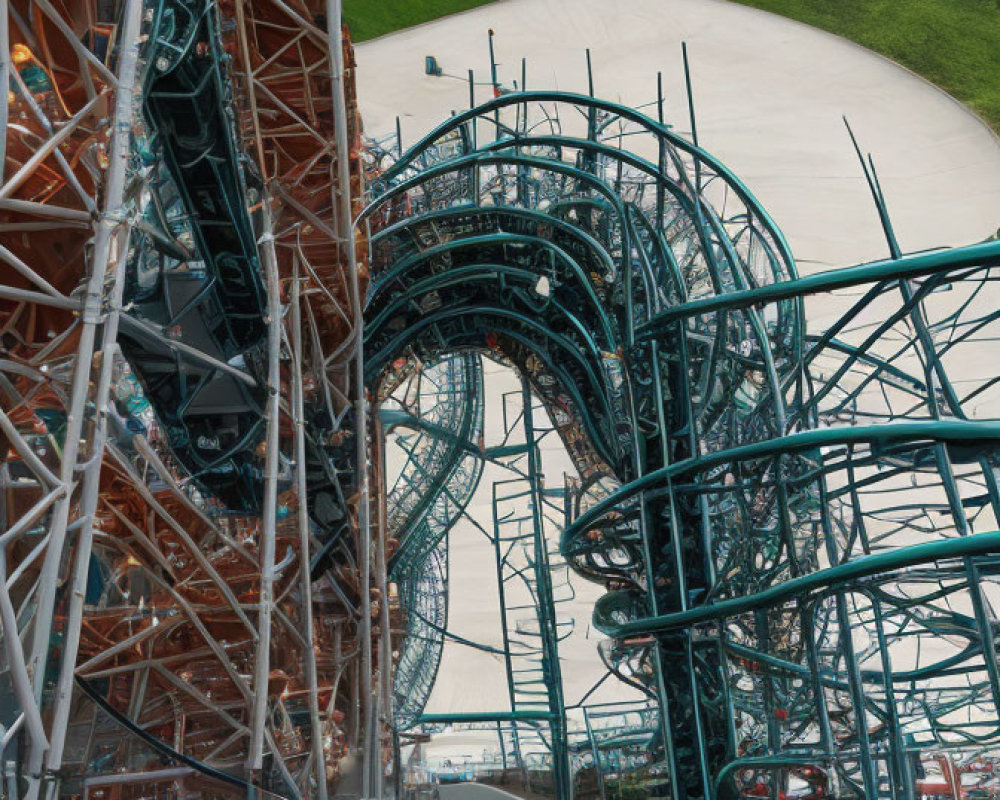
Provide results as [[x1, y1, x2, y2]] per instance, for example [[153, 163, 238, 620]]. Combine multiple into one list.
[[439, 783, 531, 800], [333, 751, 364, 799], [355, 0, 1000, 271]]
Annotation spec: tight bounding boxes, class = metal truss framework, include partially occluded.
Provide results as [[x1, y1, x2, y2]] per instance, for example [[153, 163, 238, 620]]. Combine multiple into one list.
[[0, 1, 373, 798], [0, 3, 998, 800], [363, 80, 1000, 800], [381, 353, 578, 798]]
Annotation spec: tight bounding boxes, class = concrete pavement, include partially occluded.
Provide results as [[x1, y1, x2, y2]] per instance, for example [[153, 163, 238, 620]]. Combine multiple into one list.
[[354, 0, 1000, 271]]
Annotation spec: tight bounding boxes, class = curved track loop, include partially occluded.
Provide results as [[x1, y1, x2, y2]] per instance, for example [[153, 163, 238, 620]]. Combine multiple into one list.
[[381, 354, 486, 729], [362, 90, 1000, 799], [2, 4, 1000, 798]]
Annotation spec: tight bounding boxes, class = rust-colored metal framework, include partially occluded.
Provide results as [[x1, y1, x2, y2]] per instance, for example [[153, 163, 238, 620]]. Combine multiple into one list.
[[0, 1, 376, 797]]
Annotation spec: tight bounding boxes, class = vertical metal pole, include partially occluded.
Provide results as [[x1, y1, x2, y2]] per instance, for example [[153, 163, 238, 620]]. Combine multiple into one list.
[[351, 660, 360, 749], [655, 72, 668, 239], [249, 196, 283, 776], [492, 484, 524, 777], [681, 43, 698, 150], [631, 241, 685, 799], [487, 29, 498, 94], [45, 223, 130, 778], [47, 40, 142, 782], [583, 709, 606, 800], [488, 31, 500, 140], [520, 378, 570, 800], [292, 258, 330, 800], [24, 3, 140, 791], [0, 0, 8, 184], [375, 415, 394, 786], [467, 70, 477, 160], [326, 1, 373, 794], [499, 722, 508, 771], [656, 72, 664, 124]]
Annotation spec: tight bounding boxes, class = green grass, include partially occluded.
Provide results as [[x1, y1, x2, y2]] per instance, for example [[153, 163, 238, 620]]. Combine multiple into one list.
[[343, 0, 496, 42], [729, 0, 1000, 132]]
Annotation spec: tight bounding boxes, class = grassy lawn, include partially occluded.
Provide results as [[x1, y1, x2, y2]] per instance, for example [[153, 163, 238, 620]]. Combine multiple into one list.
[[343, 0, 496, 42], [730, 0, 1000, 132]]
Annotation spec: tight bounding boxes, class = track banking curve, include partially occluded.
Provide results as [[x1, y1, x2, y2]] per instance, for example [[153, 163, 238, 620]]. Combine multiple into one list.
[[363, 88, 1000, 799]]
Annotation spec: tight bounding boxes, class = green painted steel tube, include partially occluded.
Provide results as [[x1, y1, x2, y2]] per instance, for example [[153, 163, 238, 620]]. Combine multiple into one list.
[[639, 239, 1000, 337], [594, 530, 1000, 637], [372, 91, 795, 273], [562, 419, 1000, 554]]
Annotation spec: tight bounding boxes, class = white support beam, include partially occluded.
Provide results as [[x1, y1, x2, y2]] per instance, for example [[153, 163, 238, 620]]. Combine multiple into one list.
[[22, 5, 141, 792], [248, 202, 283, 774], [324, 3, 375, 797], [0, 0, 9, 187], [292, 256, 330, 800]]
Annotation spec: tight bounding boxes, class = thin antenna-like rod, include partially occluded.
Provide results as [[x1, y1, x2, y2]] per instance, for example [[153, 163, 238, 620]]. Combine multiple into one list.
[[682, 42, 701, 198], [657, 70, 665, 125], [468, 70, 478, 150], [843, 117, 901, 259], [488, 28, 499, 93], [868, 154, 902, 259], [682, 42, 698, 148], [488, 31, 500, 139]]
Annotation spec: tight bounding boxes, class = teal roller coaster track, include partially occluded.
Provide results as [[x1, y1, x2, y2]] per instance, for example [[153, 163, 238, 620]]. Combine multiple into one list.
[[2, 4, 1000, 799], [364, 77, 1000, 800]]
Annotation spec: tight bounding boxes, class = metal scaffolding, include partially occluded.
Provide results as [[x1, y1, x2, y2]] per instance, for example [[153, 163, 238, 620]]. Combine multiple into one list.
[[1, 3, 999, 800], [1, 0, 369, 797]]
